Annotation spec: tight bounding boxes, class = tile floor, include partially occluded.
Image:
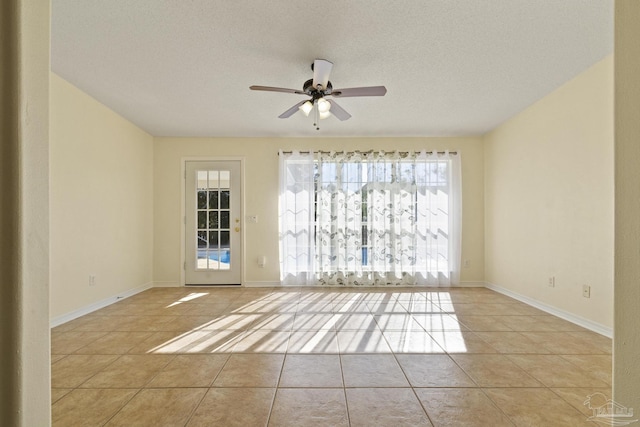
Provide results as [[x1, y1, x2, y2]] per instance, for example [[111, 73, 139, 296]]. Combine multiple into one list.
[[51, 287, 612, 426]]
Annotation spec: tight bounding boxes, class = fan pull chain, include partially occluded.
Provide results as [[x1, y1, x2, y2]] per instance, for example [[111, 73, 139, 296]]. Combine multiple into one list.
[[314, 102, 320, 130]]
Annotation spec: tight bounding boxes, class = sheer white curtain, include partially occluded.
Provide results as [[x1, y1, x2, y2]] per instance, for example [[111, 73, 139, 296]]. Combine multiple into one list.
[[278, 150, 316, 285], [279, 150, 461, 286]]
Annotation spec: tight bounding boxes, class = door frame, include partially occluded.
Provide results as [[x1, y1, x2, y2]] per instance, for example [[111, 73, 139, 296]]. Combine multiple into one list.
[[180, 156, 246, 287]]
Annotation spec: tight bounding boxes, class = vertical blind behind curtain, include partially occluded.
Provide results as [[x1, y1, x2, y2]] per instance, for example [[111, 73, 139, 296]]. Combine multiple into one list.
[[278, 150, 462, 286]]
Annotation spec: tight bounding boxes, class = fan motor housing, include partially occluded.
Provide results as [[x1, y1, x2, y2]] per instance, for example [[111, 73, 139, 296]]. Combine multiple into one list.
[[303, 78, 333, 98]]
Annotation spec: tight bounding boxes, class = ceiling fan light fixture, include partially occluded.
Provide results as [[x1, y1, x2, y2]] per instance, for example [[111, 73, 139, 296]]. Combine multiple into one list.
[[299, 100, 313, 116], [319, 110, 331, 120], [317, 97, 331, 113]]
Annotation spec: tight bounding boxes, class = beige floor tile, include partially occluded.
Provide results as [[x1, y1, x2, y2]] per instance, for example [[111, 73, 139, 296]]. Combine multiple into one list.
[[51, 388, 72, 405], [382, 330, 445, 353], [341, 354, 409, 387], [261, 290, 300, 302], [213, 353, 284, 387], [534, 316, 590, 332], [566, 331, 613, 353], [73, 331, 155, 354], [235, 300, 298, 314], [372, 314, 425, 332], [333, 300, 371, 313], [67, 314, 128, 332], [522, 331, 612, 354], [560, 354, 612, 385], [366, 300, 410, 314], [393, 293, 428, 303], [111, 315, 180, 332], [126, 331, 192, 354], [428, 330, 498, 353], [337, 330, 393, 353], [137, 329, 244, 354], [507, 354, 610, 388], [396, 354, 476, 387], [474, 331, 551, 354], [51, 354, 119, 388], [333, 313, 379, 330], [451, 354, 542, 387], [346, 388, 432, 427], [269, 388, 349, 427], [249, 313, 296, 330], [51, 354, 67, 364], [484, 388, 589, 426], [415, 388, 514, 427], [233, 330, 290, 353], [106, 388, 206, 427], [293, 313, 337, 330], [199, 313, 261, 330], [496, 315, 563, 332], [51, 331, 107, 354], [146, 354, 229, 387], [81, 354, 174, 388], [155, 315, 228, 332], [399, 300, 443, 313], [279, 354, 343, 387], [455, 315, 514, 332], [52, 388, 138, 427], [288, 330, 340, 353], [296, 301, 335, 313], [412, 313, 468, 331], [551, 388, 612, 417], [164, 302, 234, 316], [438, 303, 541, 316], [51, 287, 613, 426], [187, 388, 275, 427]]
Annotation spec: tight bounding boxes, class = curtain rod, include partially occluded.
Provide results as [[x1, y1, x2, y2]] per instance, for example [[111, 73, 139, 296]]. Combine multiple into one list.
[[278, 150, 458, 156]]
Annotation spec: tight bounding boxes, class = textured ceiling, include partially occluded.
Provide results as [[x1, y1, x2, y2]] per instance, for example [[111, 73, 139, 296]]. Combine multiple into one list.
[[51, 0, 613, 137]]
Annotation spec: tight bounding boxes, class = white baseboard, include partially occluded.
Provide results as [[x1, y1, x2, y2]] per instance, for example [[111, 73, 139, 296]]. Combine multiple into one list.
[[485, 282, 612, 338], [50, 282, 153, 328]]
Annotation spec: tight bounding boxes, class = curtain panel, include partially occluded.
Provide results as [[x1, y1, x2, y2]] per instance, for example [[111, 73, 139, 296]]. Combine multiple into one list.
[[279, 150, 461, 286]]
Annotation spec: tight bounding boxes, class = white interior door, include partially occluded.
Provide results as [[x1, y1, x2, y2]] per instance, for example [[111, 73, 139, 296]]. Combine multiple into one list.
[[185, 161, 241, 285]]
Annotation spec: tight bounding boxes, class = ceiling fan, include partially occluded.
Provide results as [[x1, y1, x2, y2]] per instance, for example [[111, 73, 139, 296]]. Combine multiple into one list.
[[250, 59, 387, 130]]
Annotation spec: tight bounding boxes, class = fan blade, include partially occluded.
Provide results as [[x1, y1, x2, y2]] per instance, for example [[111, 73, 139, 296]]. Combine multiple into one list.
[[312, 59, 333, 91], [278, 100, 308, 118], [328, 100, 351, 121], [250, 85, 305, 95], [331, 86, 387, 97]]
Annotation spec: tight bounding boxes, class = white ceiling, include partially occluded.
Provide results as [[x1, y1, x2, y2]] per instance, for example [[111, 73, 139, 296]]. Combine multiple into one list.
[[51, 1, 613, 138]]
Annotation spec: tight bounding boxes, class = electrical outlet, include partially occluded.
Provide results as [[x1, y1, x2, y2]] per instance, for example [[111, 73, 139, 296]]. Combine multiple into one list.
[[463, 259, 471, 268], [548, 276, 555, 287], [583, 284, 591, 298], [89, 274, 96, 286]]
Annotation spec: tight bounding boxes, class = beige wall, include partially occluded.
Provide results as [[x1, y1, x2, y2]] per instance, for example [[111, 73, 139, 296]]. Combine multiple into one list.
[[484, 55, 614, 329], [614, 0, 640, 411], [0, 0, 51, 424], [50, 73, 154, 319], [153, 137, 484, 286]]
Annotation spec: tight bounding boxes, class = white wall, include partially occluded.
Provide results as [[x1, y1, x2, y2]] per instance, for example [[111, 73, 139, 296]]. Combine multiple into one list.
[[153, 137, 484, 286], [484, 55, 614, 329], [50, 73, 154, 319]]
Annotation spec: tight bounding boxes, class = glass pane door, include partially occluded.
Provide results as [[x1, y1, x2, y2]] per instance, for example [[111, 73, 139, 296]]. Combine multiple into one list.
[[196, 170, 231, 270]]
